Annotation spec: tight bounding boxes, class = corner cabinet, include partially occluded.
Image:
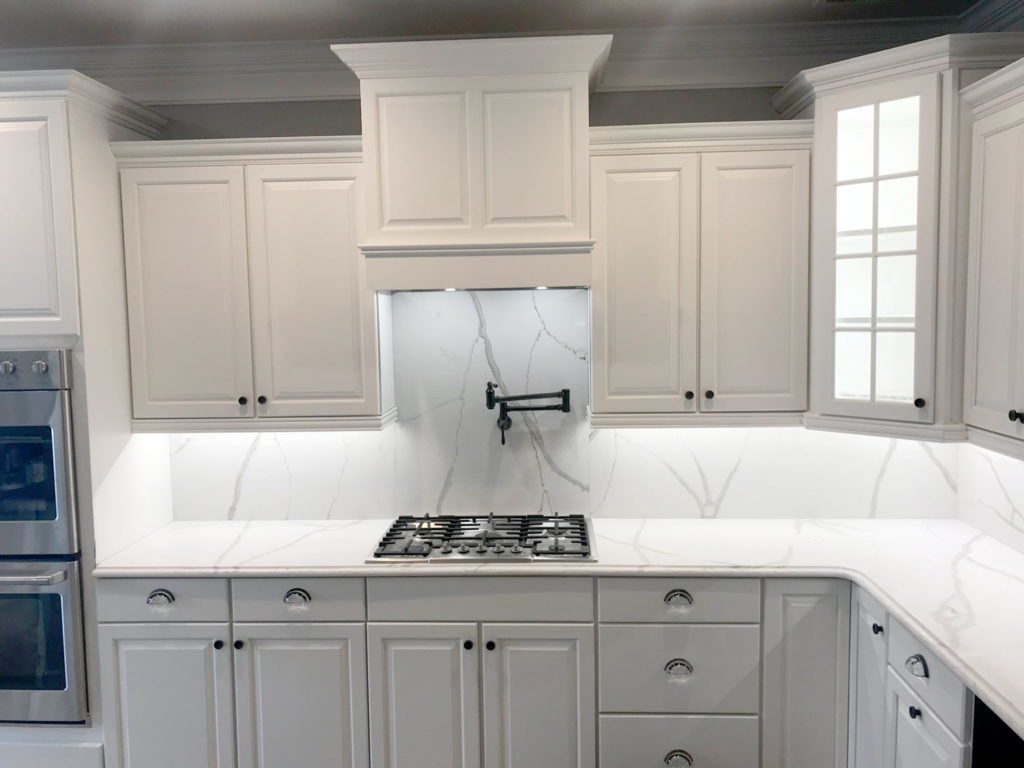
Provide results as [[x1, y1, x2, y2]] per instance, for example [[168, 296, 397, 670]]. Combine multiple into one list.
[[115, 139, 395, 430], [588, 124, 811, 426]]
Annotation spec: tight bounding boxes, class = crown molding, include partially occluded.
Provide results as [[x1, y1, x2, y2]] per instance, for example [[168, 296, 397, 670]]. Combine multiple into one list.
[[110, 135, 361, 164], [589, 120, 813, 155], [0, 69, 165, 135], [772, 32, 1024, 118], [962, 0, 1024, 32], [961, 55, 1024, 116]]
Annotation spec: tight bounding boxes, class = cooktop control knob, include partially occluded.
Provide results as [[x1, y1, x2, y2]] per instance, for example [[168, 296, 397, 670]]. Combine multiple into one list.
[[32, 360, 49, 375], [475, 543, 488, 553], [511, 544, 523, 554], [440, 543, 452, 554], [0, 361, 15, 376], [493, 544, 504, 553], [458, 544, 470, 554]]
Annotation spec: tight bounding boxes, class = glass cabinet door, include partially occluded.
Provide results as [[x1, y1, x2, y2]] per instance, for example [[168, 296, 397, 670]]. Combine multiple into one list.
[[815, 74, 940, 422]]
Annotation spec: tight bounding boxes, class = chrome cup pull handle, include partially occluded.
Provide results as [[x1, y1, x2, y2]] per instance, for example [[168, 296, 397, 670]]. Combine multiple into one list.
[[664, 658, 694, 678], [146, 588, 175, 606], [283, 588, 312, 606], [905, 654, 929, 679], [664, 588, 694, 608], [664, 749, 694, 766]]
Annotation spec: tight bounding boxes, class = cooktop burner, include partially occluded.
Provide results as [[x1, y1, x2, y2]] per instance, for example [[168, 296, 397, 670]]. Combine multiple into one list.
[[370, 513, 594, 562]]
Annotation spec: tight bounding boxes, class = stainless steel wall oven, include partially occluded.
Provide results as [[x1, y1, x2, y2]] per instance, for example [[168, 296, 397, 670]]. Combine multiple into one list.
[[0, 350, 86, 724]]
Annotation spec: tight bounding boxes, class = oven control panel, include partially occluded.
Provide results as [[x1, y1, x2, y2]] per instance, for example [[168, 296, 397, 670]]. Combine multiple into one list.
[[0, 350, 70, 391]]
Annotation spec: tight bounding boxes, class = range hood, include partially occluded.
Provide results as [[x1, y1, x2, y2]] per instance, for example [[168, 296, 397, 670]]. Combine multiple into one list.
[[332, 35, 612, 290]]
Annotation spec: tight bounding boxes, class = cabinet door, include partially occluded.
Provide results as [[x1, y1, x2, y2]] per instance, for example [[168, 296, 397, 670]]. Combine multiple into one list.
[[481, 623, 595, 768], [590, 153, 699, 414], [0, 99, 78, 335], [965, 99, 1024, 438], [884, 669, 969, 768], [98, 622, 234, 768], [700, 151, 808, 412], [367, 623, 480, 768], [813, 74, 940, 423], [246, 164, 379, 418], [121, 165, 253, 418], [849, 586, 888, 768], [762, 579, 850, 768], [233, 622, 368, 768]]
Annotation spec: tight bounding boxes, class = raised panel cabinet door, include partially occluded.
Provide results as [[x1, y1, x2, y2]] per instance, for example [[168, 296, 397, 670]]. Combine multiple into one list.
[[480, 623, 595, 768], [0, 99, 78, 335], [590, 153, 699, 414], [883, 669, 969, 768], [121, 165, 254, 418], [762, 579, 851, 768], [700, 150, 809, 412], [849, 586, 888, 768], [964, 100, 1024, 438], [233, 622, 369, 768], [98, 622, 234, 768], [367, 623, 480, 768], [245, 163, 379, 417]]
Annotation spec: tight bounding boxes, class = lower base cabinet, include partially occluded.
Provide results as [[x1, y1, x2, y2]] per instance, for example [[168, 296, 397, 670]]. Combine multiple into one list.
[[885, 670, 969, 768], [600, 715, 759, 768]]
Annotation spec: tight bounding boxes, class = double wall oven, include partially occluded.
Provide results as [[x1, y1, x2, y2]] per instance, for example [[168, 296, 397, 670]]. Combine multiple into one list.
[[0, 350, 86, 724]]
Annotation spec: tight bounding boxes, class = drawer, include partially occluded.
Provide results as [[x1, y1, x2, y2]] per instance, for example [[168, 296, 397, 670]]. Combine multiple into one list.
[[231, 578, 364, 622], [600, 715, 759, 768], [598, 578, 761, 623], [96, 578, 229, 622], [367, 577, 593, 621], [885, 668, 970, 763], [599, 624, 760, 714], [888, 619, 972, 739]]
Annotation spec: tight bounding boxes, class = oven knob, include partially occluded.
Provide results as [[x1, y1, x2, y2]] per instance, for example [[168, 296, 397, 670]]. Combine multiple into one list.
[[458, 544, 470, 554], [511, 544, 523, 554], [0, 361, 15, 376], [493, 544, 504, 553], [475, 543, 488, 553], [32, 360, 49, 375], [440, 543, 452, 554]]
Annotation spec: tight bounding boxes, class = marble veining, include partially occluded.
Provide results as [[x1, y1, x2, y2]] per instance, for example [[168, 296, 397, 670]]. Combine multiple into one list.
[[958, 443, 1024, 555]]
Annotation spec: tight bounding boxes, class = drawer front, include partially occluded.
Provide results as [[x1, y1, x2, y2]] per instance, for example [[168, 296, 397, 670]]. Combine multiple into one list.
[[599, 624, 761, 714], [96, 578, 229, 622], [600, 715, 759, 768], [231, 578, 365, 622], [367, 577, 593, 622], [885, 669, 969, 767], [598, 578, 761, 623], [888, 619, 971, 738]]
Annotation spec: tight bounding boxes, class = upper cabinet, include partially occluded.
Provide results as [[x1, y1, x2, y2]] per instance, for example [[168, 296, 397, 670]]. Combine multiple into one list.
[[773, 33, 1024, 440], [0, 73, 162, 338], [115, 139, 395, 430], [963, 59, 1024, 458], [332, 36, 611, 290], [589, 123, 811, 426]]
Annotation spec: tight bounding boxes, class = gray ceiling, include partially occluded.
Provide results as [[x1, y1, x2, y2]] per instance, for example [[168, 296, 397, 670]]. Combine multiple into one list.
[[0, 0, 984, 48]]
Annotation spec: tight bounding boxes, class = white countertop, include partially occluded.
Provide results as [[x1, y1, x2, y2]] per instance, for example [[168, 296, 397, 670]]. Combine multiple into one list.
[[94, 517, 1024, 741]]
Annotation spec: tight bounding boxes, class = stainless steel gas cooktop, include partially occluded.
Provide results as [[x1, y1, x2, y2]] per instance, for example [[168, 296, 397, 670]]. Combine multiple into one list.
[[370, 513, 594, 562]]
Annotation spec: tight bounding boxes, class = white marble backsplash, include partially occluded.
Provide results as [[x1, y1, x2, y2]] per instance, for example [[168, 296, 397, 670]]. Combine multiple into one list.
[[167, 288, 969, 523], [957, 443, 1024, 555]]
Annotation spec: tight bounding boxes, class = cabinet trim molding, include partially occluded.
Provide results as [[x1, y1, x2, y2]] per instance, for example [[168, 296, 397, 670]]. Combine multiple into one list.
[[112, 136, 363, 164], [589, 120, 813, 154], [588, 409, 804, 428], [130, 406, 398, 433]]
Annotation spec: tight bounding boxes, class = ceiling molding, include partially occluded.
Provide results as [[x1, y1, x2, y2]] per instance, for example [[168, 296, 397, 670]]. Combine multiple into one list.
[[0, 17, 997, 105], [961, 0, 1024, 32]]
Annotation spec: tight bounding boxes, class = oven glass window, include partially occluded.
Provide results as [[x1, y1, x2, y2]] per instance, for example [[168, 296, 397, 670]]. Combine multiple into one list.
[[0, 427, 58, 521], [0, 594, 66, 691]]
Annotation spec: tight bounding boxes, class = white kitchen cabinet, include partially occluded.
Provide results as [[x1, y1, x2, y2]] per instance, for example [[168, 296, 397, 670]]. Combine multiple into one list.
[[233, 622, 368, 768], [116, 140, 393, 429], [589, 126, 811, 425], [98, 623, 235, 768], [762, 578, 850, 768], [367, 623, 480, 768], [480, 623, 595, 768], [848, 585, 889, 768], [884, 669, 970, 768]]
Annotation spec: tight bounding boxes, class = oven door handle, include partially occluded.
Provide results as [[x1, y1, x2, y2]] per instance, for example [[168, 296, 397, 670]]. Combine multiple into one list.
[[0, 570, 67, 586]]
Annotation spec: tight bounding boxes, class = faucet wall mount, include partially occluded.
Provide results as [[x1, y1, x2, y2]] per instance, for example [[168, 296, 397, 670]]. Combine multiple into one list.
[[485, 382, 571, 445]]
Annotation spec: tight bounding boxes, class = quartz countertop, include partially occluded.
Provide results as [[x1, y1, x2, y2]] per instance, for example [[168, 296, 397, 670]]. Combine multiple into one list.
[[94, 517, 1024, 741]]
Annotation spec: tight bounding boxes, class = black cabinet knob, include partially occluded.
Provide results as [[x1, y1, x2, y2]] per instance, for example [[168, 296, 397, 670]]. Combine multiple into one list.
[[238, 396, 248, 405], [909, 706, 922, 720], [872, 623, 883, 635], [913, 398, 926, 409], [233, 640, 244, 650], [486, 641, 496, 651], [463, 640, 473, 650], [1010, 410, 1023, 423], [213, 640, 224, 650], [705, 390, 715, 400], [684, 391, 694, 400], [257, 395, 267, 405]]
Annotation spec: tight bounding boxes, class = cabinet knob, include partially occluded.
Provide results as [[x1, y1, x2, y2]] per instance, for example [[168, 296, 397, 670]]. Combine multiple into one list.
[[1009, 410, 1024, 423], [238, 396, 248, 406], [905, 654, 929, 679], [909, 706, 922, 720], [257, 395, 267, 405], [664, 749, 694, 766], [283, 588, 311, 606], [145, 588, 175, 606], [704, 390, 715, 400], [664, 588, 694, 608], [871, 623, 884, 635], [486, 641, 496, 651], [213, 640, 224, 650], [684, 391, 695, 400], [463, 640, 474, 650], [664, 658, 694, 678], [914, 398, 926, 409], [234, 640, 245, 650]]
